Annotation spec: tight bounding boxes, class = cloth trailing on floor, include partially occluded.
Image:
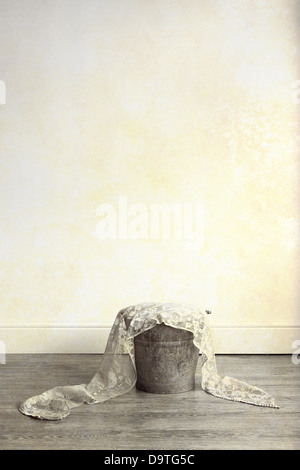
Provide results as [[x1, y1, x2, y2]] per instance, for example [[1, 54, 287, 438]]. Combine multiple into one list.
[[19, 302, 279, 420]]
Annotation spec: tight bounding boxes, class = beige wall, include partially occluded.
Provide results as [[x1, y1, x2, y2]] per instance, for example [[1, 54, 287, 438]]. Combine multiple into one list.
[[0, 0, 299, 352]]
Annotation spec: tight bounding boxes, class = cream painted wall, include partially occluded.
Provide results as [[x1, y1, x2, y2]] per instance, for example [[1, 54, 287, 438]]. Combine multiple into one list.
[[0, 0, 299, 353]]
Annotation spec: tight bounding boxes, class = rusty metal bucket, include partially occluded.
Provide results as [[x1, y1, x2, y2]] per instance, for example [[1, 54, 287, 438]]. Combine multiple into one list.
[[134, 323, 199, 394]]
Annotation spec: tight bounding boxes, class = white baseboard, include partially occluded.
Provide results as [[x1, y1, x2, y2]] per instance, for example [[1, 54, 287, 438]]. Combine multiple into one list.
[[0, 322, 299, 354]]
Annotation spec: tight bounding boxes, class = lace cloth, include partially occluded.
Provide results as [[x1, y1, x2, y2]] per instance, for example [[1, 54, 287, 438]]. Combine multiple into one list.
[[19, 302, 279, 420]]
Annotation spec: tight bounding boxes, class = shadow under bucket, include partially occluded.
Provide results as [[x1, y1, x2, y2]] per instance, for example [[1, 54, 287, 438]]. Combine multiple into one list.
[[134, 323, 199, 394]]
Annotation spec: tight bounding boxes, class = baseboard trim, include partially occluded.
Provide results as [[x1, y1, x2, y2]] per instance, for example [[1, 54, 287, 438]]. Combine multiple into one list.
[[0, 323, 299, 354]]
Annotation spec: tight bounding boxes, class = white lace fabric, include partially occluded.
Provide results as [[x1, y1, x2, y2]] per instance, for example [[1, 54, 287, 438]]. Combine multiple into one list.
[[19, 302, 279, 420]]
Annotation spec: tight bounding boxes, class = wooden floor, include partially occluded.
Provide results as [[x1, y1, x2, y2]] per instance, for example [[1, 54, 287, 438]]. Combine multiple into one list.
[[0, 354, 299, 450]]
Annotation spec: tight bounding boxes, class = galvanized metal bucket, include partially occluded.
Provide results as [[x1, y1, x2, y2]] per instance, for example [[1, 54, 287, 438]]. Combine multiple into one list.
[[134, 323, 199, 394]]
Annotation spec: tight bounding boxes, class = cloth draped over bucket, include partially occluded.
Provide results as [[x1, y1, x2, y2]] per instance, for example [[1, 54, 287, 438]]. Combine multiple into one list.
[[19, 302, 279, 420]]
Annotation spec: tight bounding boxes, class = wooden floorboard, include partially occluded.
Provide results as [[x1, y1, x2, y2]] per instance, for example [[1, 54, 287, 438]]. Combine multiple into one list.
[[0, 354, 299, 450]]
